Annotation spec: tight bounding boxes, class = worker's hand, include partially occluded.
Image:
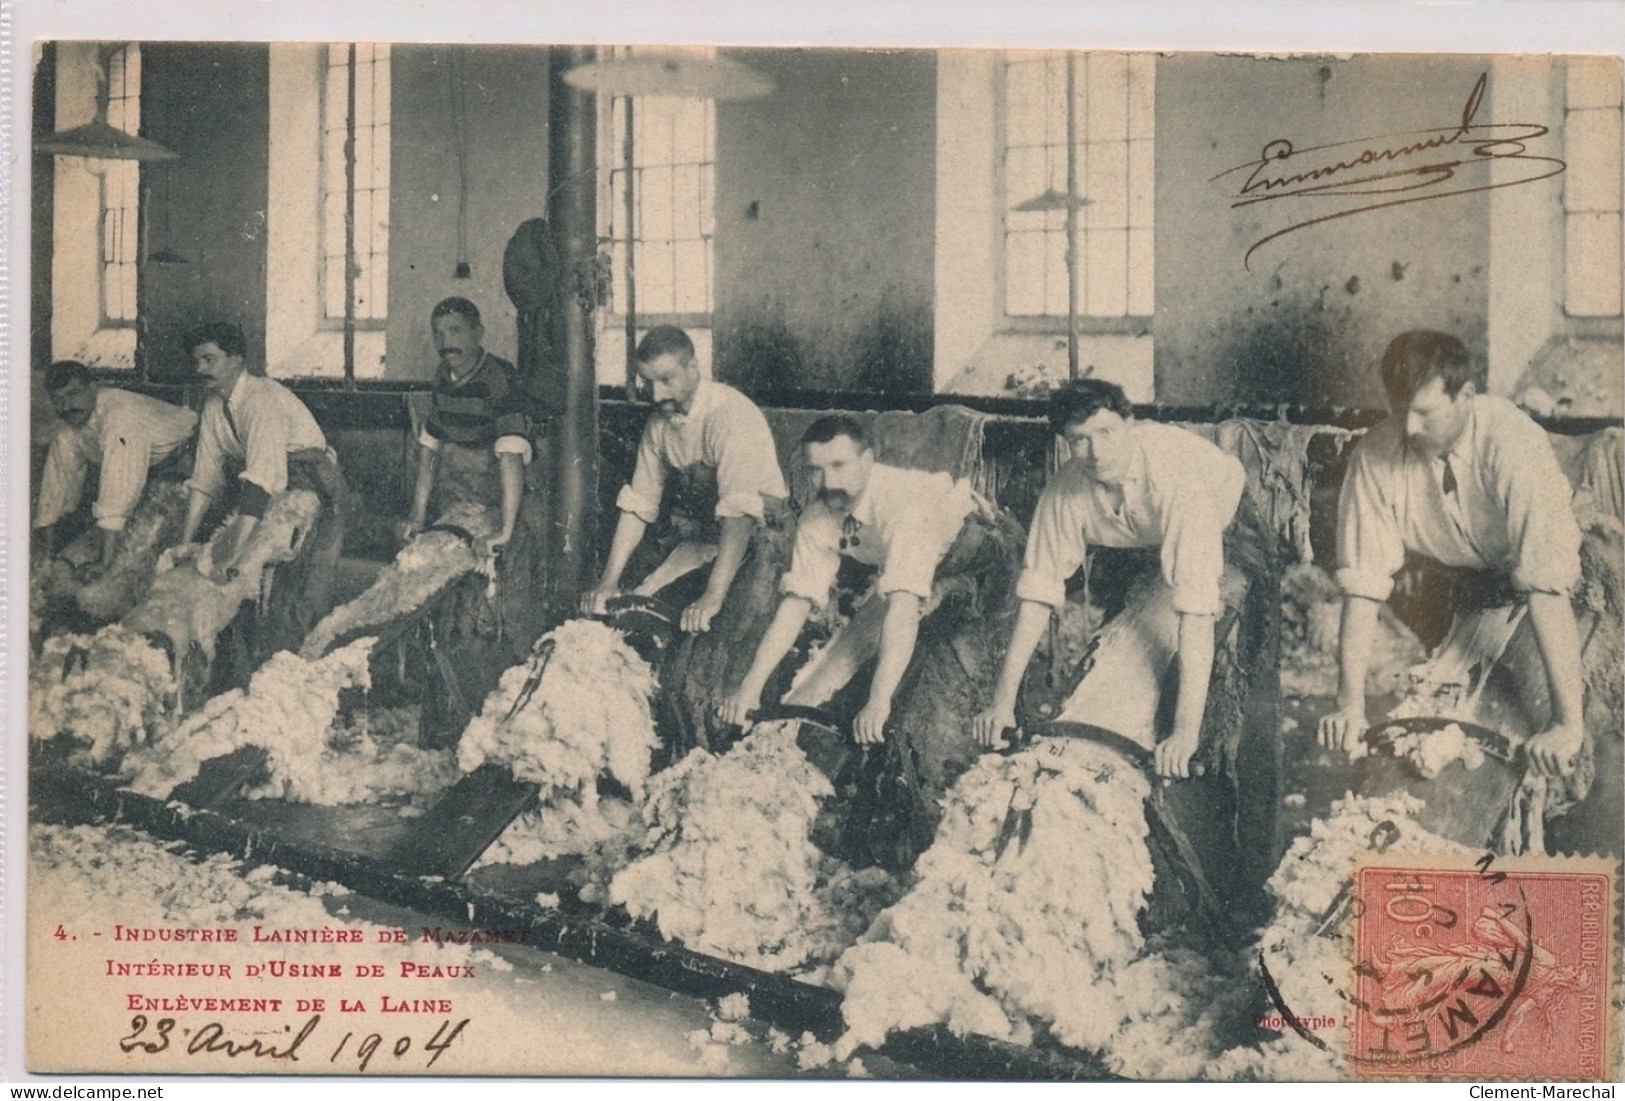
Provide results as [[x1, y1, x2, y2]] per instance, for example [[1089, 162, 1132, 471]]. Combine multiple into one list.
[[1317, 703, 1369, 757], [853, 698, 891, 745], [971, 702, 1017, 750], [716, 689, 759, 728], [478, 531, 512, 561], [157, 542, 200, 573], [579, 584, 618, 618], [681, 591, 726, 634], [1154, 730, 1201, 780], [59, 539, 98, 568], [1525, 723, 1584, 777], [399, 517, 424, 542], [206, 556, 240, 585]]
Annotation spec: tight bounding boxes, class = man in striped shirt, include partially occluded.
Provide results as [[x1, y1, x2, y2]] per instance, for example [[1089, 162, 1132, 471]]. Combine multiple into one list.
[[33, 359, 197, 574], [405, 297, 533, 560]]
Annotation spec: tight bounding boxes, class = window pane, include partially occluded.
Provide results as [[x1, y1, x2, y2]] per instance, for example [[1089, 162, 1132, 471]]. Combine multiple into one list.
[[638, 240, 676, 314], [671, 101, 708, 164], [639, 165, 675, 243], [636, 102, 675, 169], [1006, 230, 1046, 316], [674, 240, 709, 314], [1128, 227, 1154, 316], [1128, 139, 1154, 229], [1567, 211, 1622, 317], [598, 78, 714, 317], [1127, 55, 1155, 141], [1045, 229, 1069, 317], [324, 258, 347, 319], [1005, 59, 1047, 148], [1084, 228, 1128, 317], [1085, 54, 1129, 142], [1085, 141, 1128, 228], [1004, 50, 1153, 320], [672, 163, 703, 241], [1006, 143, 1049, 224]]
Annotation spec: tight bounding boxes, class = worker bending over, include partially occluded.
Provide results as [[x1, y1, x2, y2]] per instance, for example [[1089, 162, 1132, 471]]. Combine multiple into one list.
[[971, 379, 1246, 780], [174, 321, 349, 654], [33, 359, 196, 576], [581, 325, 787, 634], [719, 415, 993, 744], [1317, 330, 1586, 780]]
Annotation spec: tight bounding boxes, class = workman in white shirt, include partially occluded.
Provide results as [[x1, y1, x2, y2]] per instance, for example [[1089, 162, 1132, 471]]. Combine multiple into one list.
[[33, 359, 197, 574], [581, 325, 788, 634], [719, 414, 988, 745], [1316, 330, 1585, 779], [971, 379, 1246, 779], [171, 321, 349, 654]]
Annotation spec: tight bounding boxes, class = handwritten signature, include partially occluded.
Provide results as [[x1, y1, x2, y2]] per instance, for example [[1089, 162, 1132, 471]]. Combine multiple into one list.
[[1211, 73, 1567, 269]]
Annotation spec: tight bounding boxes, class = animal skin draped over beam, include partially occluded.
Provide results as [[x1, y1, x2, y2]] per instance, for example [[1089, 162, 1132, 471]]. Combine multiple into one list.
[[124, 489, 325, 666]]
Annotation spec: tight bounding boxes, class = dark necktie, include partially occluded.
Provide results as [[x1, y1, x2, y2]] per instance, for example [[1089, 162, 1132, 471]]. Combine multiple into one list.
[[1441, 456, 1457, 496], [220, 394, 242, 445]]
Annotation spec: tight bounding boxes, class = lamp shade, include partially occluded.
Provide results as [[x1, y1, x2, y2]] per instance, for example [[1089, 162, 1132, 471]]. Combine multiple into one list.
[[563, 53, 773, 101], [37, 118, 177, 161], [1012, 187, 1092, 213]]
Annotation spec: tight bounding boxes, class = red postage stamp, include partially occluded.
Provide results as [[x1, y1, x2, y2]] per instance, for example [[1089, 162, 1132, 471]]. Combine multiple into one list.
[[1349, 856, 1617, 1080]]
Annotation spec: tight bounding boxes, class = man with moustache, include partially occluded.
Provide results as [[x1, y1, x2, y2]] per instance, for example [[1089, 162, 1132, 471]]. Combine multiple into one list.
[[33, 359, 196, 575], [405, 297, 533, 563], [175, 321, 349, 654], [1317, 330, 1588, 784], [581, 325, 787, 635], [718, 414, 990, 745], [969, 379, 1247, 780]]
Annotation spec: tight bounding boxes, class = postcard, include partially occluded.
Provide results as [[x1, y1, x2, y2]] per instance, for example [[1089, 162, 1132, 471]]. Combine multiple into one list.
[[11, 11, 1624, 1083]]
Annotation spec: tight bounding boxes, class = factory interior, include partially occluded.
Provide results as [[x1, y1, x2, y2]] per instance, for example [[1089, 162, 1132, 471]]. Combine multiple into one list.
[[24, 42, 1625, 1079]]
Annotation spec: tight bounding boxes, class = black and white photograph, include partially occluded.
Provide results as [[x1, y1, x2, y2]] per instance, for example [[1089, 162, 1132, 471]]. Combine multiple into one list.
[[10, 6, 1625, 1084]]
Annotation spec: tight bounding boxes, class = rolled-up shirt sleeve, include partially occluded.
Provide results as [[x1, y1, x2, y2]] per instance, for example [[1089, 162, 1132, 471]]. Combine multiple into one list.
[[33, 430, 88, 530], [1498, 415, 1582, 595], [1159, 457, 1242, 616], [92, 429, 154, 532], [779, 509, 843, 607], [490, 372, 533, 463], [615, 424, 667, 524], [416, 425, 443, 452], [1335, 442, 1407, 602], [1014, 483, 1084, 608], [708, 399, 785, 521], [494, 434, 533, 462]]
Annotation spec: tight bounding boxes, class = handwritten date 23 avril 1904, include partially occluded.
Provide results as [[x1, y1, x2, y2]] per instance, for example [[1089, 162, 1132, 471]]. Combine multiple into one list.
[[119, 1013, 470, 1072]]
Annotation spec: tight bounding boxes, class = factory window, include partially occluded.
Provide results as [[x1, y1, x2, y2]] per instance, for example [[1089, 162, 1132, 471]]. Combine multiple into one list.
[[1563, 61, 1623, 320], [50, 42, 141, 368], [320, 43, 391, 325], [99, 44, 141, 327], [1002, 52, 1154, 322], [597, 49, 717, 322]]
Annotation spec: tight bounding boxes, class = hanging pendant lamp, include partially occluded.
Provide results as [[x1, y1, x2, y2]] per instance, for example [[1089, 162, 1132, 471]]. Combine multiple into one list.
[[37, 45, 177, 162], [562, 51, 773, 101]]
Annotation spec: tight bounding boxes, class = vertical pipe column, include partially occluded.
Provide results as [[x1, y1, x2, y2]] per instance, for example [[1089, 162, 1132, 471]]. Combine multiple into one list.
[[547, 46, 599, 610], [1064, 52, 1079, 382], [342, 43, 358, 390]]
